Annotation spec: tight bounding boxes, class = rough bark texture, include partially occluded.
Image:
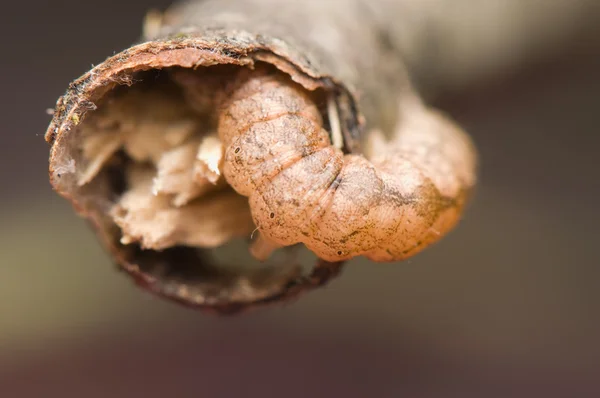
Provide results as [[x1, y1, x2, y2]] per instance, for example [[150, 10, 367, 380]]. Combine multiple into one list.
[[45, 0, 476, 313]]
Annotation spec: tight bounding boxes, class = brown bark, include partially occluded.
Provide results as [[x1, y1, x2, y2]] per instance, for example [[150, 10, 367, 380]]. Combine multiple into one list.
[[45, 0, 476, 313]]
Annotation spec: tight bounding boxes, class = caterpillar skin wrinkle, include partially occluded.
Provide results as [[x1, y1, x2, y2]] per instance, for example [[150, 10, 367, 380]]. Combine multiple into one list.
[[216, 66, 476, 263]]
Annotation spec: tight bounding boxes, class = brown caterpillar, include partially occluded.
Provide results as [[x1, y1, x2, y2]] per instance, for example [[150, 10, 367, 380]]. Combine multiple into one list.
[[215, 66, 477, 262]]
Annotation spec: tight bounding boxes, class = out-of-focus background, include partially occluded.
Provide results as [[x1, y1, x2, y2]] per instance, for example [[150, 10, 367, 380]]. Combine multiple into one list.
[[1, 1, 599, 397]]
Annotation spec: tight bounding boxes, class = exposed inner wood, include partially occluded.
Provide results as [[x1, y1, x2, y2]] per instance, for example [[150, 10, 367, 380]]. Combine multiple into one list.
[[77, 69, 257, 255]]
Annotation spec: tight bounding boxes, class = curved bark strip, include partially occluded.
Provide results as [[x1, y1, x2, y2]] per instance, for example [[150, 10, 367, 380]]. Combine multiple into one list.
[[45, 0, 478, 312]]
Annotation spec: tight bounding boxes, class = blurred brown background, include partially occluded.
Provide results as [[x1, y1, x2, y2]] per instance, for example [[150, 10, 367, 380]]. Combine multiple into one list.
[[1, 1, 599, 397]]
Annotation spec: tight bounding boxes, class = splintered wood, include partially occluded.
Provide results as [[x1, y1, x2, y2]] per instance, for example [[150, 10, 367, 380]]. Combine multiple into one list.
[[77, 76, 255, 254], [111, 166, 253, 249]]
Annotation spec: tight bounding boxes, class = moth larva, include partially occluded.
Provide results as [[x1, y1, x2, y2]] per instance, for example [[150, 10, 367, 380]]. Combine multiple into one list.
[[217, 67, 477, 262]]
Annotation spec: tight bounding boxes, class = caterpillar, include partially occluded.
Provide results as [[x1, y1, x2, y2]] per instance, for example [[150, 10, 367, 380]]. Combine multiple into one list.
[[212, 66, 477, 263]]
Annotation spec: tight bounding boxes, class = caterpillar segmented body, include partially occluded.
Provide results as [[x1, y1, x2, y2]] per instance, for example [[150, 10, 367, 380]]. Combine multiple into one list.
[[217, 67, 476, 262]]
